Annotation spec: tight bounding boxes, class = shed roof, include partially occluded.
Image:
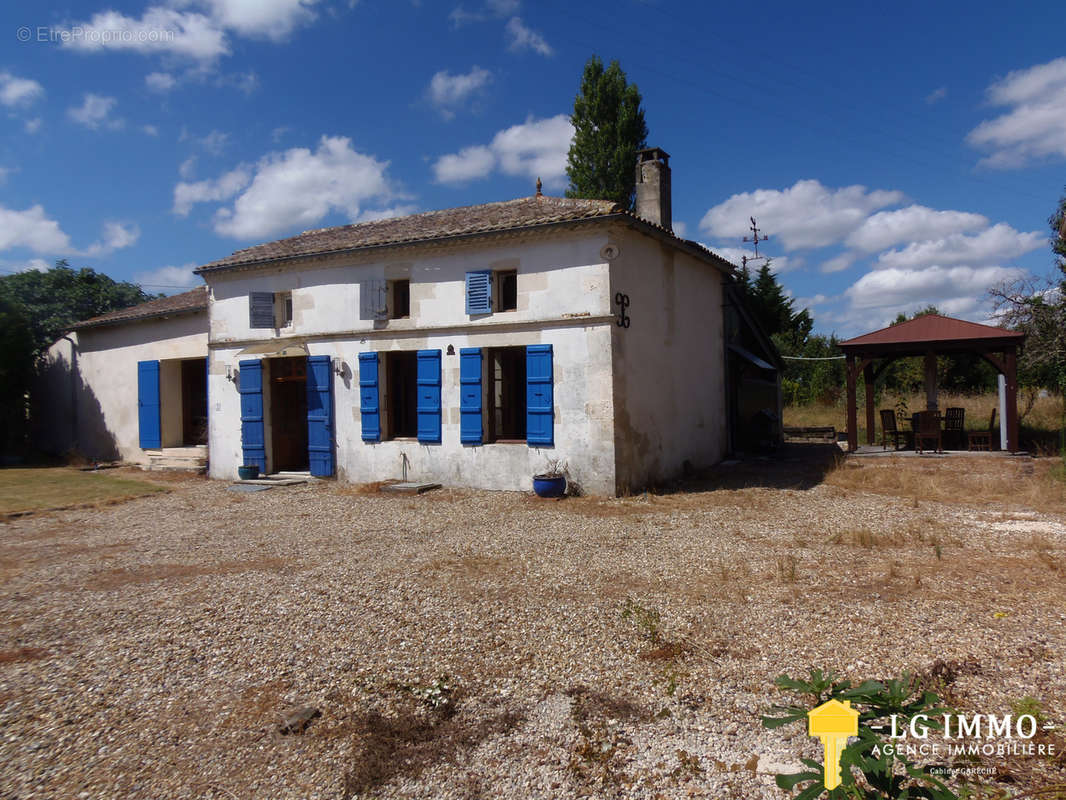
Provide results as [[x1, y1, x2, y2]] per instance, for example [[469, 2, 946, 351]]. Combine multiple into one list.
[[838, 314, 1024, 352], [194, 194, 732, 274], [71, 285, 207, 330]]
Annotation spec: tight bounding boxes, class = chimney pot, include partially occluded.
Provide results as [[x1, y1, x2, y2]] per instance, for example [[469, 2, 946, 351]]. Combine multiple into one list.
[[634, 147, 672, 232]]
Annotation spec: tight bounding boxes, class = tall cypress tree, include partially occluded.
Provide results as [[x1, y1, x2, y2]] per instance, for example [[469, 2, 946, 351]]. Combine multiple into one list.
[[565, 56, 648, 209]]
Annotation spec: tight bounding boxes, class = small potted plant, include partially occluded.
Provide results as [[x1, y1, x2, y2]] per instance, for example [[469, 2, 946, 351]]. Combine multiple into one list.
[[238, 463, 260, 480], [533, 458, 567, 498]]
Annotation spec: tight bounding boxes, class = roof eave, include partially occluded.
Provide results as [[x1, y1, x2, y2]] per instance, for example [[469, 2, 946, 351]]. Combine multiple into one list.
[[195, 214, 632, 276], [70, 304, 207, 331]]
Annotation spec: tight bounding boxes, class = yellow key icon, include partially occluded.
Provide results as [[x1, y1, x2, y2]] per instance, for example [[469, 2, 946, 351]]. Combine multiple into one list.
[[808, 699, 859, 790]]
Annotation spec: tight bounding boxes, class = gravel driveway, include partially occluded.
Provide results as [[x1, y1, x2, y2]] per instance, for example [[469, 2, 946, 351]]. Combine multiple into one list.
[[1, 453, 1064, 799]]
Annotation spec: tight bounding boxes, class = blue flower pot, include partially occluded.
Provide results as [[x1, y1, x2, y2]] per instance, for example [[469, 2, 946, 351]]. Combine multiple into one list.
[[238, 465, 260, 480], [533, 474, 566, 498]]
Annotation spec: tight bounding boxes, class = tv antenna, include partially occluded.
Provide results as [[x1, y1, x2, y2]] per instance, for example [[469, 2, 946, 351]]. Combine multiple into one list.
[[741, 216, 771, 268]]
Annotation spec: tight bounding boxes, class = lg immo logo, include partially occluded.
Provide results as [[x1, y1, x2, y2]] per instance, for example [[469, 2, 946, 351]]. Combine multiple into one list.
[[872, 712, 1057, 758]]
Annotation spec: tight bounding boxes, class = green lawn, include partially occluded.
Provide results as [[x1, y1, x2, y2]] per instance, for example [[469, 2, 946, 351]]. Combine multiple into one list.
[[0, 468, 167, 516]]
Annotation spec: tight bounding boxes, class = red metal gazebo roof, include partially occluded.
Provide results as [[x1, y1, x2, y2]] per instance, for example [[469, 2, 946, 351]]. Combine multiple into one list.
[[839, 314, 1024, 352]]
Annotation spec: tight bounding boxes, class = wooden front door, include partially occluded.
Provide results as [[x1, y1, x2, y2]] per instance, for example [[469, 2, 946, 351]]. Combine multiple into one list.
[[269, 357, 308, 472]]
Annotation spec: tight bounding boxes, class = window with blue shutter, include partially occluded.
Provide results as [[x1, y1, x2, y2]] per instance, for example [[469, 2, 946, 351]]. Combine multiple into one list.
[[359, 352, 380, 442], [416, 349, 442, 443], [238, 359, 267, 471], [249, 292, 274, 329], [465, 270, 492, 315], [137, 360, 161, 449], [306, 355, 334, 477], [459, 348, 482, 444], [526, 344, 554, 446]]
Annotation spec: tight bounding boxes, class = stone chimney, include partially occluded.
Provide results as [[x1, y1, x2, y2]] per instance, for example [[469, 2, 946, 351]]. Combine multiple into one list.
[[634, 147, 671, 231]]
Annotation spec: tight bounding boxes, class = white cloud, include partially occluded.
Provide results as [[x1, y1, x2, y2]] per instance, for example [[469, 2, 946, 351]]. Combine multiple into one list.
[[671, 220, 688, 238], [433, 145, 496, 183], [706, 245, 794, 273], [199, 136, 400, 239], [24, 118, 42, 134], [486, 0, 520, 13], [845, 205, 988, 253], [844, 265, 1026, 316], [142, 124, 159, 136], [0, 205, 73, 253], [146, 71, 177, 91], [874, 223, 1043, 270], [0, 71, 44, 107], [967, 57, 1066, 168], [67, 93, 123, 130], [427, 66, 492, 119], [133, 263, 201, 293], [433, 114, 573, 186], [0, 167, 9, 185], [819, 252, 857, 274], [173, 166, 251, 215], [84, 222, 140, 256], [700, 180, 904, 250], [505, 17, 552, 56], [59, 7, 230, 61], [58, 1, 317, 64], [201, 0, 317, 39]]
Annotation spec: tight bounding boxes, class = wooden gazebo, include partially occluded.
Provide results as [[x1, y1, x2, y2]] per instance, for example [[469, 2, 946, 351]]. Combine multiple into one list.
[[838, 315, 1026, 453]]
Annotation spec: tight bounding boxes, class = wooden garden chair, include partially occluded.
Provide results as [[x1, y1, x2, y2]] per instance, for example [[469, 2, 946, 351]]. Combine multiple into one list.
[[967, 408, 997, 451], [879, 409, 908, 450], [943, 407, 965, 450], [914, 410, 943, 454]]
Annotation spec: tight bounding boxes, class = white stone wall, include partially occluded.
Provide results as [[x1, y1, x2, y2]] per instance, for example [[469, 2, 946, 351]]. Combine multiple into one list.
[[206, 231, 618, 494], [608, 228, 729, 492], [37, 313, 207, 463]]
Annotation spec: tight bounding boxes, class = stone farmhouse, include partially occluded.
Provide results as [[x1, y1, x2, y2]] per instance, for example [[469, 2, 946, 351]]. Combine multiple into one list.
[[37, 150, 781, 495]]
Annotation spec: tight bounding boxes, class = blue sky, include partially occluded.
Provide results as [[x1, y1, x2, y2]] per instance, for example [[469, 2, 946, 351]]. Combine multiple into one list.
[[2, 0, 1064, 336]]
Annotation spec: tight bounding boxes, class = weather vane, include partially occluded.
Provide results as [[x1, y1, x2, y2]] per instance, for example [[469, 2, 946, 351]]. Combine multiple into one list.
[[741, 216, 771, 268]]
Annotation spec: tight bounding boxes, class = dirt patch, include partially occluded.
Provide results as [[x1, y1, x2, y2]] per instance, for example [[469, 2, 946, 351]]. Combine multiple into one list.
[[0, 647, 49, 664], [85, 556, 293, 590]]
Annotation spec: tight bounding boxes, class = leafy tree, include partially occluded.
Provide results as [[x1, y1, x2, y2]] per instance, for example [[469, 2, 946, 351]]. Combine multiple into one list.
[[0, 260, 156, 361], [0, 297, 35, 453], [565, 55, 648, 209], [0, 260, 157, 454]]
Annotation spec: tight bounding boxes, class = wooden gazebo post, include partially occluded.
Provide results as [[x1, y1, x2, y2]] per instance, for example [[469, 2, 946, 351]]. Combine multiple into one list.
[[863, 362, 876, 446], [845, 354, 858, 453]]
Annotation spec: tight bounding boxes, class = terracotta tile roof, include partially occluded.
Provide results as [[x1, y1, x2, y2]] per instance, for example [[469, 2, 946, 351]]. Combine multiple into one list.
[[71, 286, 207, 330], [839, 313, 1024, 349], [195, 195, 627, 272]]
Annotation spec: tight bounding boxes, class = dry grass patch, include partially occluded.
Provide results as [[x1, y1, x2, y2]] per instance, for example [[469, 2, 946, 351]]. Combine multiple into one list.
[[0, 467, 167, 517], [826, 456, 1066, 513]]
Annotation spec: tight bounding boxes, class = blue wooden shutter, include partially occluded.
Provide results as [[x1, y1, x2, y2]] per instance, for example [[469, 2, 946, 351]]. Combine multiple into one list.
[[526, 344, 554, 446], [358, 352, 380, 442], [249, 292, 274, 328], [137, 360, 161, 449], [465, 270, 492, 315], [238, 359, 266, 472], [306, 355, 334, 477], [459, 348, 482, 445], [416, 349, 442, 443]]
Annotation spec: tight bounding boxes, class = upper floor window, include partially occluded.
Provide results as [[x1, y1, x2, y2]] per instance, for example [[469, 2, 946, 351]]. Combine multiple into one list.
[[466, 269, 518, 315], [249, 291, 293, 330], [389, 279, 410, 319]]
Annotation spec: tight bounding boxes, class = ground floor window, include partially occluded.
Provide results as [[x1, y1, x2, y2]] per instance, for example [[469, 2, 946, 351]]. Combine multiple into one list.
[[488, 346, 526, 442], [386, 351, 418, 439]]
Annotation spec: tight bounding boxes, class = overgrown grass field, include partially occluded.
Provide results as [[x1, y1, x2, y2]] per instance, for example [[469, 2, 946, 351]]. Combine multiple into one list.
[[0, 467, 167, 516]]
